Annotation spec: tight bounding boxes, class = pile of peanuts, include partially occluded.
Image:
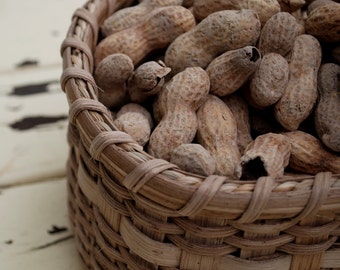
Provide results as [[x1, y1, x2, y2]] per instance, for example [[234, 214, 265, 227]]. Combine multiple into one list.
[[93, 0, 340, 180]]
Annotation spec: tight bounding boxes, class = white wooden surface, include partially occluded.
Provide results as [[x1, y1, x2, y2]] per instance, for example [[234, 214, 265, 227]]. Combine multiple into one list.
[[0, 0, 87, 269]]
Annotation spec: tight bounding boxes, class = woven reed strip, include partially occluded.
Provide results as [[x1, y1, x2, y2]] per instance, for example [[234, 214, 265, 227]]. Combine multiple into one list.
[[125, 201, 184, 235], [173, 218, 239, 238], [72, 8, 99, 48], [61, 37, 94, 72], [92, 213, 126, 263], [99, 163, 132, 200], [61, 0, 340, 269], [68, 98, 112, 125]]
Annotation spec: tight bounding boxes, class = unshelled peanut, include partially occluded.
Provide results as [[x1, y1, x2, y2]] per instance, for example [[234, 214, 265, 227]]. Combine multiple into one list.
[[164, 9, 261, 74], [283, 130, 340, 174], [249, 53, 289, 108], [274, 34, 322, 131], [240, 133, 291, 179], [94, 53, 134, 109], [197, 95, 241, 178], [192, 0, 281, 25], [222, 94, 253, 155], [113, 103, 153, 146], [314, 63, 340, 152], [127, 60, 171, 104], [307, 0, 334, 13], [148, 67, 210, 160], [206, 46, 261, 97], [94, 6, 196, 66], [306, 0, 340, 42], [100, 0, 183, 36], [170, 144, 216, 176], [258, 12, 300, 56]]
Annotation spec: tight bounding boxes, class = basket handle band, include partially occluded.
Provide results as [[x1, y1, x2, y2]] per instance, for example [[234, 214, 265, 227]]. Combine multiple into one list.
[[294, 171, 333, 221], [90, 131, 139, 160], [123, 159, 178, 193], [60, 37, 94, 72], [236, 176, 274, 223], [72, 8, 98, 46], [178, 175, 226, 217], [68, 98, 111, 125], [60, 67, 97, 93]]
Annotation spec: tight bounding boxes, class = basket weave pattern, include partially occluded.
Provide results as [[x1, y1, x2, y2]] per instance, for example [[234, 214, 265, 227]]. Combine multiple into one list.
[[60, 0, 340, 269]]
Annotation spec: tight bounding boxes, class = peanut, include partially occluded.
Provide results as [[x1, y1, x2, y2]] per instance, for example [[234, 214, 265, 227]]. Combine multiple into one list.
[[94, 53, 134, 109], [258, 12, 300, 56], [164, 9, 261, 75], [314, 63, 340, 152], [206, 46, 261, 97], [170, 144, 216, 176], [100, 0, 183, 36], [307, 0, 334, 13], [248, 53, 289, 108], [306, 0, 340, 42], [152, 80, 169, 124], [94, 6, 196, 66], [192, 0, 281, 25], [283, 130, 340, 174], [113, 103, 154, 146], [148, 67, 210, 160], [222, 94, 253, 155], [274, 34, 322, 131], [127, 60, 171, 104], [240, 133, 291, 179], [197, 94, 241, 178]]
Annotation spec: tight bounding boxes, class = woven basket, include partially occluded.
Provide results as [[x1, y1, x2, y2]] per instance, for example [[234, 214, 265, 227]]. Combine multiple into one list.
[[60, 1, 340, 269]]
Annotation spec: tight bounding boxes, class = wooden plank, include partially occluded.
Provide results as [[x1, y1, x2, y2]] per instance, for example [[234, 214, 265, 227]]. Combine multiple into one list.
[[0, 177, 85, 270], [0, 0, 85, 72], [0, 0, 86, 186], [0, 67, 69, 187]]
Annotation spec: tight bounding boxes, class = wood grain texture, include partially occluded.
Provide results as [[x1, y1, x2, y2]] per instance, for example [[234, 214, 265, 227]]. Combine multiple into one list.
[[0, 178, 84, 270]]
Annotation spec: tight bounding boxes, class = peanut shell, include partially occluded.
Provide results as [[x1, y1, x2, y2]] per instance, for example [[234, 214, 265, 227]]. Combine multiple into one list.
[[206, 46, 261, 97], [222, 94, 253, 155], [113, 103, 153, 146], [314, 63, 340, 152], [94, 53, 134, 109], [148, 67, 210, 160], [240, 133, 291, 179], [94, 6, 196, 66], [306, 0, 340, 42], [283, 130, 340, 174], [127, 60, 171, 104], [170, 144, 216, 176], [101, 0, 183, 36], [193, 0, 281, 25], [274, 34, 322, 131], [249, 53, 289, 108], [197, 95, 241, 178], [259, 12, 300, 56], [164, 9, 261, 75]]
